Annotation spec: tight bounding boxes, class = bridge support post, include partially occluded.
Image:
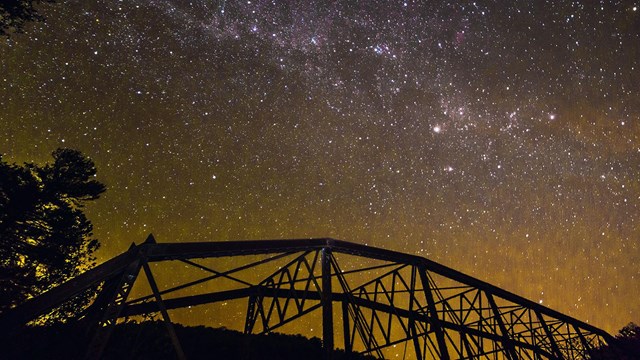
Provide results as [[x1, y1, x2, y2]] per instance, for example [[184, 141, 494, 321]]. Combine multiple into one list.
[[342, 301, 351, 353], [409, 266, 423, 360], [321, 247, 334, 359]]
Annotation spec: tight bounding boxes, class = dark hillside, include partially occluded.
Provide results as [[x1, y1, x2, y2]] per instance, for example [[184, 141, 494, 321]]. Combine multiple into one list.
[[6, 321, 376, 360]]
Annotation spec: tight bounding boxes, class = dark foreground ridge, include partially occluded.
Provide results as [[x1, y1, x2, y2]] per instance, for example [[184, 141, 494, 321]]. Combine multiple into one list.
[[6, 321, 376, 360]]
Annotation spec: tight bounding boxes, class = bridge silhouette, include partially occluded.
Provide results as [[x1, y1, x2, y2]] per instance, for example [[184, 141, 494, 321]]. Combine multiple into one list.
[[2, 236, 615, 359]]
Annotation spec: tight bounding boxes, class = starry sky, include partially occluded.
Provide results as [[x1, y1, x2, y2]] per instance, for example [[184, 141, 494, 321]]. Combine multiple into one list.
[[1, 0, 639, 335]]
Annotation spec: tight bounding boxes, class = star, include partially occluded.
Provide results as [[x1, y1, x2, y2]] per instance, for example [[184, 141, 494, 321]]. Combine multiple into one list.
[[1, 0, 637, 338]]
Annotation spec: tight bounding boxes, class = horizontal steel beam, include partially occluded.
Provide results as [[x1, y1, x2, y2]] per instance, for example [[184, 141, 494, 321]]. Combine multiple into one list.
[[120, 286, 555, 358], [141, 238, 335, 260], [121, 288, 257, 316]]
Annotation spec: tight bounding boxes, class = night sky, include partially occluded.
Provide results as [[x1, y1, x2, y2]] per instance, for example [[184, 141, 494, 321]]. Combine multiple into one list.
[[1, 0, 639, 335]]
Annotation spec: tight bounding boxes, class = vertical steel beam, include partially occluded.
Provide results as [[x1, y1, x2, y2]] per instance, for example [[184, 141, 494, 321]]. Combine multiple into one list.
[[245, 294, 257, 334], [342, 300, 351, 353], [142, 261, 186, 360], [409, 266, 424, 360], [321, 248, 334, 359], [418, 266, 451, 360]]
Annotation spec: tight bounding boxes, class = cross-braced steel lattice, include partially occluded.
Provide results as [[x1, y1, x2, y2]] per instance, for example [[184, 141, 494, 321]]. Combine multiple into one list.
[[1, 236, 616, 359]]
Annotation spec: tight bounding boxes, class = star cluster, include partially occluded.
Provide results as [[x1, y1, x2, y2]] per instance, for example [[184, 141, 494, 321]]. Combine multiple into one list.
[[1, 0, 639, 334]]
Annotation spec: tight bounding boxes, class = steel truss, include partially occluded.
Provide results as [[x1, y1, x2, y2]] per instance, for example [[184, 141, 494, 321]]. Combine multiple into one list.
[[1, 236, 615, 359]]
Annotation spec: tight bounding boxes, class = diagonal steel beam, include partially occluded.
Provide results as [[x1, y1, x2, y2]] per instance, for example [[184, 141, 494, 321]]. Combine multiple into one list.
[[418, 266, 451, 360], [83, 254, 142, 359], [537, 310, 564, 359], [0, 243, 141, 335], [486, 292, 520, 360], [141, 260, 186, 360]]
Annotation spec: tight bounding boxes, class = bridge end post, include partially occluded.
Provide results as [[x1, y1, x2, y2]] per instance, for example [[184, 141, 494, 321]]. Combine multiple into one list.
[[321, 247, 334, 359]]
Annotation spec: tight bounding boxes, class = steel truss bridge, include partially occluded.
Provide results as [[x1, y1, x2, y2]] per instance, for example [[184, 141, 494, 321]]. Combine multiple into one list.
[[1, 236, 615, 359]]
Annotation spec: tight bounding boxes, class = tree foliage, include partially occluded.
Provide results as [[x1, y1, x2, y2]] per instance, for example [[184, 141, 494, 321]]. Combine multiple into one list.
[[0, 148, 106, 321], [0, 0, 55, 36], [613, 322, 640, 359], [590, 322, 640, 359]]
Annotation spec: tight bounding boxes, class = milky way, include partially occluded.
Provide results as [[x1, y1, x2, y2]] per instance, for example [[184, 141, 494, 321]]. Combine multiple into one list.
[[1, 0, 639, 334]]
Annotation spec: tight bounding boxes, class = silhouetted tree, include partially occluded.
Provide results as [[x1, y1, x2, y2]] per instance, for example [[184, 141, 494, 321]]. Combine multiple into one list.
[[0, 149, 105, 321], [614, 322, 640, 359], [619, 322, 640, 338], [0, 0, 55, 36], [590, 322, 640, 359]]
